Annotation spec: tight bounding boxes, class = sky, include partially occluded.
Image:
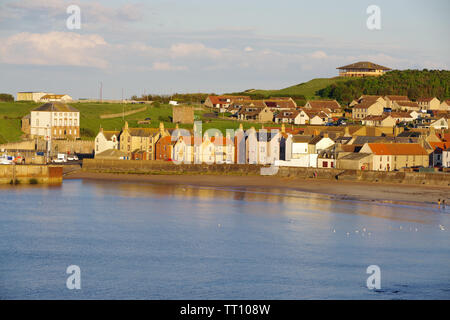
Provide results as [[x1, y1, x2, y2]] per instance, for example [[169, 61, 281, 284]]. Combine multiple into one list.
[[0, 0, 449, 99]]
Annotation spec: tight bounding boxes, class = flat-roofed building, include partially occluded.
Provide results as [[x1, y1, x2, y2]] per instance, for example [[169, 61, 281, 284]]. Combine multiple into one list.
[[17, 91, 52, 102]]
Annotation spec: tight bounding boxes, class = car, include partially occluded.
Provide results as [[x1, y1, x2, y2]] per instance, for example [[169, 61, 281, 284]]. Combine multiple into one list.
[[67, 155, 79, 161]]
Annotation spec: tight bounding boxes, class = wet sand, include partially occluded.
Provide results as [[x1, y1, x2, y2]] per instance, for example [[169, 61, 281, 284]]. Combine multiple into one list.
[[66, 171, 450, 207]]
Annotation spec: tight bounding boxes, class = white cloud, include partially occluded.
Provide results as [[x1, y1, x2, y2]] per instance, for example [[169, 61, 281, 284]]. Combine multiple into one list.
[[0, 32, 109, 68], [244, 46, 254, 52], [169, 43, 224, 59], [309, 50, 327, 59], [152, 62, 187, 71]]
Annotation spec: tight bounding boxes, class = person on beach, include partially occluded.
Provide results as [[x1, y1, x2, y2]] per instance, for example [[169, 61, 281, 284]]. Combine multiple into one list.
[[438, 199, 441, 208], [442, 199, 446, 209]]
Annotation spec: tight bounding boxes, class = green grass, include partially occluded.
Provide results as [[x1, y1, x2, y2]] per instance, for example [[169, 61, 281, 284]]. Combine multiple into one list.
[[246, 77, 348, 99], [0, 101, 286, 143]]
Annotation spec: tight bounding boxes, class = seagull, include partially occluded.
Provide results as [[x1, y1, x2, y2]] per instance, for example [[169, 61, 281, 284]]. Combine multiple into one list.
[[439, 225, 445, 231], [362, 228, 367, 232]]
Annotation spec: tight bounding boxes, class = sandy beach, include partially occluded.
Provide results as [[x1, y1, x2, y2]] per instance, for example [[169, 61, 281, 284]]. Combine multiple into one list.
[[66, 171, 450, 207]]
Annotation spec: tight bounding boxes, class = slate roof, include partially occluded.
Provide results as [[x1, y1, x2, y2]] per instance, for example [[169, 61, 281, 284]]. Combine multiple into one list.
[[337, 61, 391, 71], [32, 102, 79, 112]]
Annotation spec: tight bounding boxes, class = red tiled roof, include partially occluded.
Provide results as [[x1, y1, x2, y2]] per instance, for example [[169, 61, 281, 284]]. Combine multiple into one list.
[[367, 143, 428, 155]]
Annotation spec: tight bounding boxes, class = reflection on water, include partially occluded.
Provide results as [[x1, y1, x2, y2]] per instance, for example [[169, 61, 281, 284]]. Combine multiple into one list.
[[0, 179, 449, 299]]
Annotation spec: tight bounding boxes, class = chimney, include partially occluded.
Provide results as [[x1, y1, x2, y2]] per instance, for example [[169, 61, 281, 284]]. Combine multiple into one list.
[[239, 123, 243, 131], [323, 132, 329, 138], [281, 123, 286, 133], [124, 121, 129, 130], [159, 122, 164, 133], [344, 126, 350, 137]]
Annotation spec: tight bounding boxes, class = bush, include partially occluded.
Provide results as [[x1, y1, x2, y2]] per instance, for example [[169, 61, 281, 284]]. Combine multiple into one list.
[[29, 178, 38, 184], [0, 93, 14, 102]]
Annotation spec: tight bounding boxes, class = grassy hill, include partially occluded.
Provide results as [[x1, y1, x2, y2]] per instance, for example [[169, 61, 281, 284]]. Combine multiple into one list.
[[0, 101, 268, 144], [317, 69, 450, 104], [245, 77, 347, 99], [230, 77, 348, 100]]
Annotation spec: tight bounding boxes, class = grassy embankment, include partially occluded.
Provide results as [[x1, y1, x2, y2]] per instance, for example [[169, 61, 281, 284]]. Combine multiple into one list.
[[0, 101, 272, 143]]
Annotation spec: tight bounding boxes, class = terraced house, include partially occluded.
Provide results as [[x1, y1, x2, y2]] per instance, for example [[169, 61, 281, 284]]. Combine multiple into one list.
[[119, 122, 170, 160]]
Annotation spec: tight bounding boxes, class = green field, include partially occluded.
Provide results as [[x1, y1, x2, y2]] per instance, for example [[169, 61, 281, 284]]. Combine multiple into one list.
[[244, 77, 347, 99], [0, 101, 272, 144]]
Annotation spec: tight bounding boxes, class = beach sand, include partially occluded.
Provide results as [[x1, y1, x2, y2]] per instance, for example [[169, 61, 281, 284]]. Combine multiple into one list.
[[66, 171, 449, 207]]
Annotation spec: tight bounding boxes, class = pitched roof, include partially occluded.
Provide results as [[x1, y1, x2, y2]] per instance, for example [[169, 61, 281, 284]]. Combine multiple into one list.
[[306, 100, 341, 110], [128, 127, 160, 137], [367, 143, 428, 155], [32, 102, 79, 112], [353, 100, 381, 109], [385, 95, 410, 101], [102, 130, 120, 140], [417, 97, 437, 103], [394, 101, 420, 108], [389, 112, 413, 119], [337, 61, 391, 71], [429, 142, 449, 151], [292, 135, 313, 143]]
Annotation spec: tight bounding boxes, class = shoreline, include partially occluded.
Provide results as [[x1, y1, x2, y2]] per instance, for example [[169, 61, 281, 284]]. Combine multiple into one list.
[[66, 171, 449, 207]]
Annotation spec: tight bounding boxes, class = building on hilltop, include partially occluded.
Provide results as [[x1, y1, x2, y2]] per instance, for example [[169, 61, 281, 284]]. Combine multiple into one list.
[[337, 61, 391, 77]]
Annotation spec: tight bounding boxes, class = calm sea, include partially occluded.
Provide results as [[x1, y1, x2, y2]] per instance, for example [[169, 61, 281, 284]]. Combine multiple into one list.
[[0, 179, 449, 299]]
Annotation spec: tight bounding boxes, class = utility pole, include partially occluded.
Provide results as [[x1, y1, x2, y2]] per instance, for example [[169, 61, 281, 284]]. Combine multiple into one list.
[[100, 81, 103, 102], [122, 88, 125, 120]]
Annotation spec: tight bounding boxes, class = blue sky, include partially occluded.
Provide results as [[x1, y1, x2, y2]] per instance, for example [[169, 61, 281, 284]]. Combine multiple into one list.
[[0, 0, 448, 99]]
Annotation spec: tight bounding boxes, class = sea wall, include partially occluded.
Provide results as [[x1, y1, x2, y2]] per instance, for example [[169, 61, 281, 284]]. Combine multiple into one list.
[[83, 159, 264, 175], [81, 159, 450, 186], [0, 165, 63, 184]]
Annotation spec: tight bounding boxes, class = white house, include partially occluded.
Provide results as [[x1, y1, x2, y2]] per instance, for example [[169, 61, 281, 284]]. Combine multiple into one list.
[[95, 128, 119, 155], [256, 130, 281, 164], [443, 147, 450, 168], [173, 136, 194, 164], [29, 102, 80, 139], [429, 117, 448, 130]]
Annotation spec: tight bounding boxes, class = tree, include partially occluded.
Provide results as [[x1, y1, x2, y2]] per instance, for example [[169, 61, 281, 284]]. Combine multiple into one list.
[[0, 93, 14, 102]]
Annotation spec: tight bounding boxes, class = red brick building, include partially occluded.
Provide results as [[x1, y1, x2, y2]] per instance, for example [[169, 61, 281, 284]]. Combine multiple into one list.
[[155, 136, 174, 160]]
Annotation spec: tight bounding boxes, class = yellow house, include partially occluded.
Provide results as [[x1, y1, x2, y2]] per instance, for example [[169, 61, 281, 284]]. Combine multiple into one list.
[[337, 61, 391, 77], [360, 143, 429, 171], [352, 100, 384, 119], [417, 97, 440, 110], [119, 122, 170, 159]]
